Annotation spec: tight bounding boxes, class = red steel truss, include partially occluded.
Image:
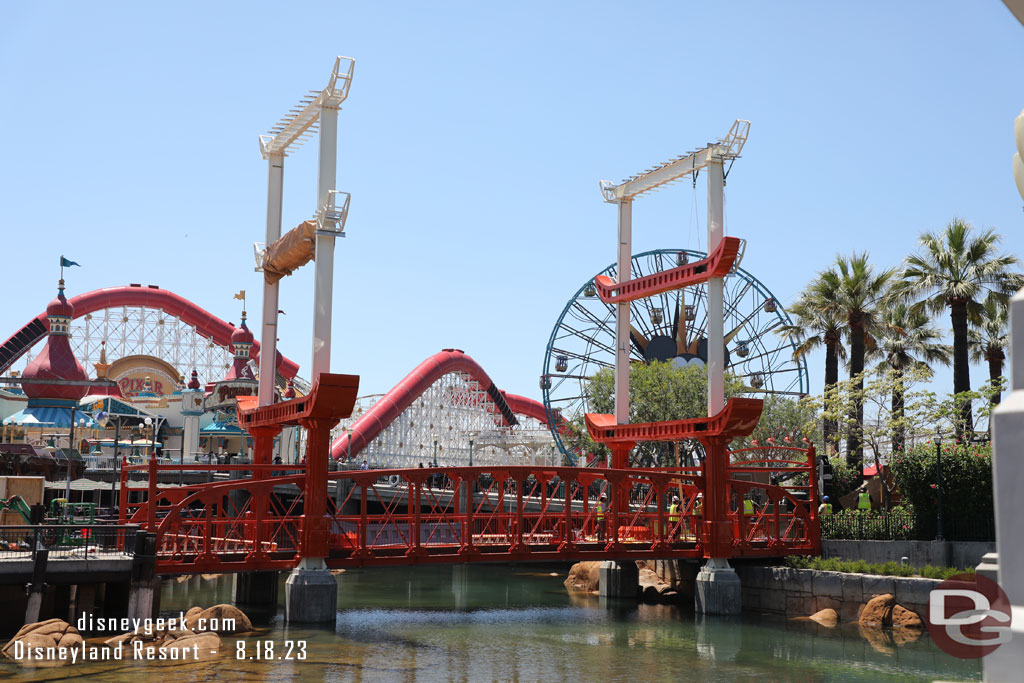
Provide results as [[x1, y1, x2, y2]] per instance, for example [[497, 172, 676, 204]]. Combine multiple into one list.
[[593, 236, 741, 304]]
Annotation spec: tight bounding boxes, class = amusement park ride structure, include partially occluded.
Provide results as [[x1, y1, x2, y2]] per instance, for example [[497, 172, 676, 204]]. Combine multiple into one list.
[[585, 120, 784, 604], [1, 64, 820, 622]]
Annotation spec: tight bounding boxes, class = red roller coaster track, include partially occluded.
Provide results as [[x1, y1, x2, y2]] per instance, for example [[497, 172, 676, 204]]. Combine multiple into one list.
[[329, 349, 550, 460], [0, 285, 300, 378]]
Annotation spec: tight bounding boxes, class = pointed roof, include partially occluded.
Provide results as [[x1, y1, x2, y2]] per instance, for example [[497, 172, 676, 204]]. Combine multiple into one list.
[[22, 281, 89, 401]]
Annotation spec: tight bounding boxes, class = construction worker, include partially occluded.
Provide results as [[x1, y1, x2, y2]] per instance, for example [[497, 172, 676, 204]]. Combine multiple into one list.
[[743, 494, 755, 516], [596, 493, 607, 541], [668, 495, 681, 539], [818, 495, 833, 515], [857, 486, 871, 511]]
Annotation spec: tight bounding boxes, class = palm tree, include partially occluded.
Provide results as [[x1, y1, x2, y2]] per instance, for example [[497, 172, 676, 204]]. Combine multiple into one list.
[[894, 219, 1024, 435], [781, 289, 847, 453], [816, 253, 893, 470], [969, 294, 1009, 405], [878, 303, 951, 452]]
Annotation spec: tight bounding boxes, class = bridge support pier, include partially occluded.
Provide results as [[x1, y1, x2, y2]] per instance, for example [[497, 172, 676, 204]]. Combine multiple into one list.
[[599, 560, 638, 599], [127, 532, 160, 621], [285, 559, 337, 624], [694, 558, 741, 615], [234, 571, 279, 620]]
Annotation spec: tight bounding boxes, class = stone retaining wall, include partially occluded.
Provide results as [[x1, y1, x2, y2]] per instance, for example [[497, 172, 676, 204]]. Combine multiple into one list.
[[733, 565, 940, 622], [822, 539, 993, 569]]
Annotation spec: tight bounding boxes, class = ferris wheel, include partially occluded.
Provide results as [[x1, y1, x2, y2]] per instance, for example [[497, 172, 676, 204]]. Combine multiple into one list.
[[541, 247, 809, 464]]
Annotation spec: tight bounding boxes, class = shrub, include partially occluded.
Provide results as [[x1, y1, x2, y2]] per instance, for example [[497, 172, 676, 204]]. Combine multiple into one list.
[[784, 556, 973, 580], [888, 441, 993, 540]]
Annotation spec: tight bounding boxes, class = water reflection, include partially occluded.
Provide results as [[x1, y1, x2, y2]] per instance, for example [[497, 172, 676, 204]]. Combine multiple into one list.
[[0, 565, 982, 682]]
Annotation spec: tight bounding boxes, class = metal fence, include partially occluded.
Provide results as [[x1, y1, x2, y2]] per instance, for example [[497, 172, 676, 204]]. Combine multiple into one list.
[[820, 510, 995, 542], [820, 510, 917, 540], [0, 525, 139, 561]]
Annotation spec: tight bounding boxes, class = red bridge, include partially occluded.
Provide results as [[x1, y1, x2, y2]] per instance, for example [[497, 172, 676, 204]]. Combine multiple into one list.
[[117, 374, 821, 574]]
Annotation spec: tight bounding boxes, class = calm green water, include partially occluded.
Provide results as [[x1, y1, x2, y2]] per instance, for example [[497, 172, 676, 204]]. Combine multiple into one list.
[[1, 565, 981, 682]]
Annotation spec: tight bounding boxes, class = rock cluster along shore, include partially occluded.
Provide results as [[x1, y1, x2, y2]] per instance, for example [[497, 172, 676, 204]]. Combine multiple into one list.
[[0, 604, 253, 668], [564, 561, 928, 651], [805, 594, 926, 652], [564, 560, 682, 603], [807, 592, 923, 630]]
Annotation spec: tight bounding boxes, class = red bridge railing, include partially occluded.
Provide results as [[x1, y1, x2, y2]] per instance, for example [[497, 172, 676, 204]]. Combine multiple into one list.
[[121, 446, 820, 574]]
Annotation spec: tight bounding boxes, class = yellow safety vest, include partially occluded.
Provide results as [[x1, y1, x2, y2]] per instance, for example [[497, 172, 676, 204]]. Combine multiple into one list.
[[820, 503, 833, 515], [596, 502, 605, 520], [694, 497, 703, 515], [743, 499, 754, 515], [669, 503, 680, 522], [858, 491, 871, 510]]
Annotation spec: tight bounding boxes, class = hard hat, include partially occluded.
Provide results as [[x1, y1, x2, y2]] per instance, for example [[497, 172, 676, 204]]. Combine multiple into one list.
[[823, 496, 830, 502], [600, 493, 607, 499], [672, 495, 680, 502]]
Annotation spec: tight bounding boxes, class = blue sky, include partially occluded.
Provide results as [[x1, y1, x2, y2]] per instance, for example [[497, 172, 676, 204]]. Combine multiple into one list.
[[2, 1, 1023, 404]]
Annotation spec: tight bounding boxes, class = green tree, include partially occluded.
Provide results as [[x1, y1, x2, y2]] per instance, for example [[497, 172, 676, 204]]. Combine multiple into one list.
[[816, 253, 894, 470], [877, 302, 951, 452], [732, 394, 820, 452], [568, 362, 743, 467], [969, 294, 1009, 405], [781, 288, 846, 454], [894, 219, 1023, 435]]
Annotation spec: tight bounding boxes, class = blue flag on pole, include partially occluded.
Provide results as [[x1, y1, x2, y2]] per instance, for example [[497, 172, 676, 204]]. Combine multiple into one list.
[[60, 256, 80, 268]]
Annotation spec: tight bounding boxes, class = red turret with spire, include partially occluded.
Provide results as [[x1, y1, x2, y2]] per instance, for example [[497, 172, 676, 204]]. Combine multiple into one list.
[[21, 280, 90, 401], [224, 311, 256, 382]]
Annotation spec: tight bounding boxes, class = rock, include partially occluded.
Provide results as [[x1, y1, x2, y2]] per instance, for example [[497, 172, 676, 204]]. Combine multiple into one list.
[[892, 626, 923, 645], [638, 567, 673, 603], [104, 633, 133, 647], [183, 606, 204, 632], [808, 608, 838, 627], [892, 604, 923, 629], [858, 622, 895, 655], [163, 631, 220, 659], [2, 619, 82, 666], [56, 633, 83, 649], [196, 604, 254, 634], [859, 593, 895, 627], [564, 561, 602, 593], [11, 618, 65, 643], [30, 621, 68, 638]]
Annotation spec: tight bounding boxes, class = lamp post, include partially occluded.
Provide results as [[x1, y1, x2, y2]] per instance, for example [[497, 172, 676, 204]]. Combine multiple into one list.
[[935, 429, 945, 542], [144, 417, 153, 456], [432, 434, 438, 468], [468, 437, 474, 467], [65, 416, 85, 503], [112, 416, 121, 514]]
